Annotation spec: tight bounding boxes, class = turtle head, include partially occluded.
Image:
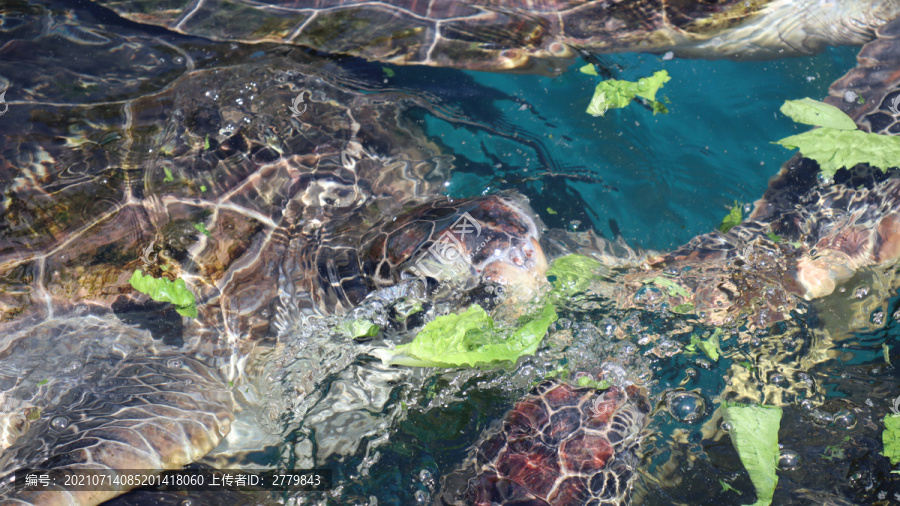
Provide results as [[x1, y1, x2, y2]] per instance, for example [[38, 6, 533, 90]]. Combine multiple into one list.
[[361, 193, 549, 305]]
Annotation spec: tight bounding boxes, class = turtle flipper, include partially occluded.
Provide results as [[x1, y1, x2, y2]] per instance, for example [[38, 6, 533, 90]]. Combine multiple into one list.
[[0, 320, 233, 506]]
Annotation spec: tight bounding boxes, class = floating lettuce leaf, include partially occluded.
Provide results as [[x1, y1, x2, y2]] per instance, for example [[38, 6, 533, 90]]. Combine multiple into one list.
[[163, 167, 174, 182], [547, 254, 602, 297], [129, 270, 197, 318], [373, 303, 557, 368], [687, 331, 721, 361], [724, 404, 782, 506], [719, 202, 742, 233], [579, 63, 599, 75], [779, 98, 857, 130], [775, 128, 900, 180], [765, 232, 782, 243], [719, 479, 742, 495], [644, 276, 689, 298], [586, 70, 670, 117], [776, 98, 900, 180], [671, 303, 695, 314], [884, 414, 900, 465], [576, 375, 610, 390], [373, 254, 591, 368], [339, 319, 380, 339]]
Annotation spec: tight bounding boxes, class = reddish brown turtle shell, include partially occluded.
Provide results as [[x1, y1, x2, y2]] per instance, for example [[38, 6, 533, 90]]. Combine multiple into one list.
[[466, 381, 650, 505]]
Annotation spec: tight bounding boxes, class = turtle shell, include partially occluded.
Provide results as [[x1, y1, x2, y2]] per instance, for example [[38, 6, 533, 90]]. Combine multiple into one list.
[[0, 11, 554, 503], [0, 54, 451, 344], [281, 192, 548, 315], [464, 381, 650, 505], [359, 193, 544, 287], [91, 0, 900, 72], [611, 16, 900, 331]]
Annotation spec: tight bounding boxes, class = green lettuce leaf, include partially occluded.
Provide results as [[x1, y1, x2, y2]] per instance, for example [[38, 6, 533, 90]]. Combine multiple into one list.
[[193, 223, 212, 237], [579, 64, 598, 75], [644, 276, 689, 298], [884, 414, 900, 465], [775, 128, 900, 180], [688, 331, 721, 361], [586, 70, 670, 117], [373, 303, 557, 368], [546, 254, 602, 297], [779, 98, 857, 130], [724, 404, 782, 506], [719, 202, 742, 233], [339, 319, 380, 339], [671, 303, 695, 314], [576, 375, 610, 390], [129, 270, 197, 318]]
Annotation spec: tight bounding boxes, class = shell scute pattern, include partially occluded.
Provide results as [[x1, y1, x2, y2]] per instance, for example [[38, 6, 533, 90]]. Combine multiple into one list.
[[466, 381, 647, 505], [358, 194, 544, 291], [95, 0, 900, 72]]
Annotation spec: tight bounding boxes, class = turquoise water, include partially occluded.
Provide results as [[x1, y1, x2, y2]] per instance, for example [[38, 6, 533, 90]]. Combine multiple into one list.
[[431, 47, 860, 250]]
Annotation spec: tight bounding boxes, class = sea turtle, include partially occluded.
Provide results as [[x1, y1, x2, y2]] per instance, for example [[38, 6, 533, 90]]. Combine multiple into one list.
[[606, 15, 900, 336], [91, 0, 900, 72], [0, 17, 559, 502], [437, 380, 651, 505]]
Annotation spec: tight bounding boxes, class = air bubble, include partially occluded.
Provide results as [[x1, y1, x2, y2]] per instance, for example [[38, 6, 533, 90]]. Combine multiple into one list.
[[632, 285, 663, 304], [778, 450, 802, 471], [816, 173, 833, 186], [854, 286, 869, 299], [167, 358, 183, 369], [600, 318, 617, 337], [833, 409, 857, 430], [768, 372, 788, 387], [665, 391, 707, 423], [50, 416, 69, 429]]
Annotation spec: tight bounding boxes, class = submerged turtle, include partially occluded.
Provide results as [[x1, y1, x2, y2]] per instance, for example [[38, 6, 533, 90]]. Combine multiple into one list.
[[0, 26, 558, 502], [91, 0, 900, 72], [606, 16, 900, 335], [438, 380, 651, 505]]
